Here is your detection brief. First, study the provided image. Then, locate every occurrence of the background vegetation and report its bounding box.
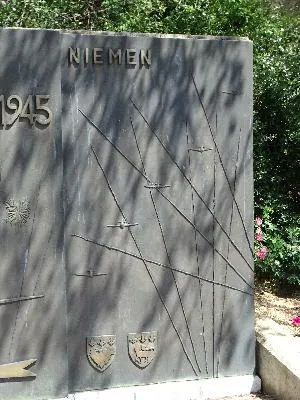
[0,0,299,287]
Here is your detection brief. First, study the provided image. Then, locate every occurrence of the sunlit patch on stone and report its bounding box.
[4,198,31,226]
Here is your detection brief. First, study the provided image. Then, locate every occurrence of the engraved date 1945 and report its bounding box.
[0,94,52,128]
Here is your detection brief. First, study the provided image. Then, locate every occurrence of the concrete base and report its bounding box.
[256,318,300,400]
[57,375,261,400]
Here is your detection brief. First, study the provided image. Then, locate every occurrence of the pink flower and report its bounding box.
[261,246,268,254]
[256,246,268,261]
[256,227,262,235]
[255,233,263,241]
[291,316,300,326]
[255,217,263,226]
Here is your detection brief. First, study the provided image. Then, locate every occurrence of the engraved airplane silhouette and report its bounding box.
[144,183,171,189]
[188,145,213,153]
[73,269,108,278]
[106,218,138,229]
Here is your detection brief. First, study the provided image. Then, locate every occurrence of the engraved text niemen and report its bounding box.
[68,47,151,67]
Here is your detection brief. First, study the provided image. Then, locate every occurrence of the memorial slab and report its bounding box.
[0,28,255,399]
[0,28,67,399]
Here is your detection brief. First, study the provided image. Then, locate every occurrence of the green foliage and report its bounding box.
[0,0,298,286]
[0,0,276,34]
[253,6,300,286]
[255,202,300,286]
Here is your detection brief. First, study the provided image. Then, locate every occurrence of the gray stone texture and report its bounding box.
[0,29,67,399]
[256,318,300,400]
[0,28,254,399]
[62,32,254,391]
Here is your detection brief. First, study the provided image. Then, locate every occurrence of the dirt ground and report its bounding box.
[255,282,300,332]
[216,395,276,400]
[216,282,300,400]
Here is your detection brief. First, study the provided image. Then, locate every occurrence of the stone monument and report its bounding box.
[0,28,256,400]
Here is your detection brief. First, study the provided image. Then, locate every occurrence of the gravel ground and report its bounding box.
[215,394,276,400]
[255,283,300,329]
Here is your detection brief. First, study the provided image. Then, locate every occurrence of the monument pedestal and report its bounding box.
[57,375,261,400]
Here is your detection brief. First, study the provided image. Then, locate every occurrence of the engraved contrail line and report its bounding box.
[186,122,208,375]
[79,111,253,288]
[130,99,253,272]
[8,171,45,361]
[150,191,202,374]
[79,109,148,180]
[0,295,44,305]
[90,146,199,376]
[71,234,253,296]
[216,128,242,375]
[191,74,253,258]
[26,227,53,317]
[130,117,149,180]
[73,273,108,278]
[156,189,253,290]
[212,140,216,377]
[130,117,202,373]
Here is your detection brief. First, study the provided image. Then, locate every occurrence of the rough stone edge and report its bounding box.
[256,318,300,400]
[1,27,250,41]
[256,342,300,400]
[55,375,260,400]
[256,318,300,374]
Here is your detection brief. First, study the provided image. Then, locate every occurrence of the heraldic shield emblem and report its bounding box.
[128,331,157,369]
[86,335,116,372]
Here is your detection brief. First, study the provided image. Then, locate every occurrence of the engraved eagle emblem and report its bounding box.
[86,335,116,372]
[128,331,157,369]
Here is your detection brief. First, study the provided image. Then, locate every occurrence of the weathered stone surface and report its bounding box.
[0,28,254,399]
[62,32,254,391]
[0,29,67,399]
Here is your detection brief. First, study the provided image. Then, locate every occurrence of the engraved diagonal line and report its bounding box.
[15,169,54,338]
[71,234,254,296]
[186,124,208,375]
[8,173,45,361]
[90,146,199,376]
[217,128,242,375]
[130,117,202,373]
[150,191,202,374]
[0,295,44,305]
[212,142,217,377]
[79,109,148,180]
[81,111,252,289]
[156,189,254,290]
[130,99,253,272]
[25,227,53,321]
[130,117,149,180]
[191,74,253,258]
